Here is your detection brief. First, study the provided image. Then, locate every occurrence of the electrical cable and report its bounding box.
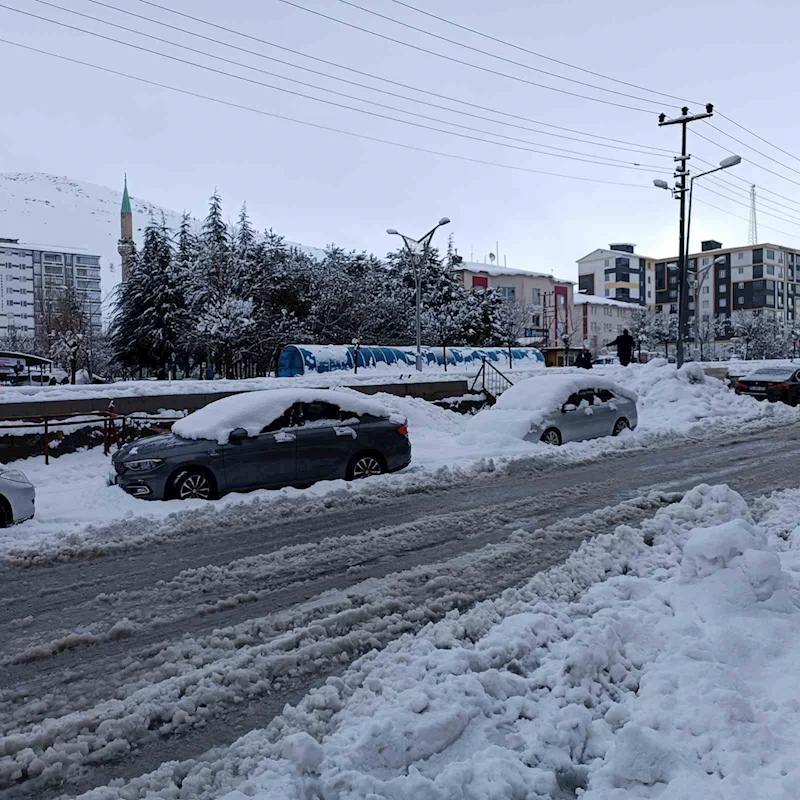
[0,2,669,172]
[0,36,658,188]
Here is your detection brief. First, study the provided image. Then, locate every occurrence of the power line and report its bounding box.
[701,173,800,218]
[33,0,674,162]
[332,0,665,107]
[718,111,800,167]
[275,0,658,113]
[693,129,800,190]
[0,2,668,172]
[125,0,672,154]
[705,121,800,178]
[698,184,800,230]
[0,37,656,188]
[384,0,701,105]
[693,197,800,244]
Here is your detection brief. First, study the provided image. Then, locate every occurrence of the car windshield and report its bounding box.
[746,368,794,380]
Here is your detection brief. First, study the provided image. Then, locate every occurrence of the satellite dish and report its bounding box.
[489,252,496,263]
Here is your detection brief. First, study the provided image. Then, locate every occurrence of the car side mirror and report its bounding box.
[562,403,577,413]
[229,427,248,443]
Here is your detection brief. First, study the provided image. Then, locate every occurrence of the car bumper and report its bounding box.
[386,444,412,473]
[114,470,171,500]
[8,482,35,524]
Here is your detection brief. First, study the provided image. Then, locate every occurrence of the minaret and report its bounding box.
[118,174,135,282]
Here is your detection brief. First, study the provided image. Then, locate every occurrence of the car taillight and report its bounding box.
[770,383,790,391]
[735,382,748,390]
[397,424,409,438]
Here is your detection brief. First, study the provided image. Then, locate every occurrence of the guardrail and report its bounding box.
[0,410,183,465]
[470,359,515,400]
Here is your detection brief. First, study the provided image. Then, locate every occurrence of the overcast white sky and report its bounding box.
[2,0,800,281]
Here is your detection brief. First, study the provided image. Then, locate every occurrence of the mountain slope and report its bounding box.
[0,173,325,309]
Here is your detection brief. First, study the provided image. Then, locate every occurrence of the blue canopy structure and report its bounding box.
[278,344,544,377]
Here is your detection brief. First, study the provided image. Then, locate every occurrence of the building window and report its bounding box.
[720,284,727,293]
[670,304,678,314]
[767,265,775,275]
[738,296,745,304]
[719,269,727,278]
[647,274,652,284]
[738,252,744,260]
[719,298,727,307]
[767,249,776,260]
[702,286,710,294]
[471,276,488,290]
[604,259,609,266]
[605,289,610,296]
[702,257,710,266]
[702,300,710,309]
[738,267,744,274]
[497,286,516,299]
[531,287,541,305]
[647,290,652,299]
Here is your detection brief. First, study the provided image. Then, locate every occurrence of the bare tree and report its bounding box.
[42,287,88,384]
[492,298,532,368]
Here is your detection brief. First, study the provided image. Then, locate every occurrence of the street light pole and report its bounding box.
[387,218,451,372]
[657,105,715,367]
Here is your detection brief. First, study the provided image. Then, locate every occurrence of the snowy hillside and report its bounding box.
[0,172,325,303]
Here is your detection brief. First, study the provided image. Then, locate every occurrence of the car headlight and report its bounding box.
[124,458,164,472]
[0,468,31,484]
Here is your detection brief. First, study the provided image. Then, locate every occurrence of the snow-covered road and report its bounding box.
[1,420,799,798]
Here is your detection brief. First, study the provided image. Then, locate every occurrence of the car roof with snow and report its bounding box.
[171,388,395,445]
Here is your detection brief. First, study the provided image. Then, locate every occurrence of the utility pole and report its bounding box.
[658,104,714,368]
[748,185,758,245]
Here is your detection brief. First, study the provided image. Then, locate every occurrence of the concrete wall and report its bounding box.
[0,380,471,421]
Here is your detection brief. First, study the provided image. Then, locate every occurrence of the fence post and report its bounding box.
[44,417,49,466]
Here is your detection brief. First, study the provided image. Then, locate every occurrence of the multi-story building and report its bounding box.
[577,243,657,305]
[452,261,575,364]
[0,238,36,338]
[0,238,102,338]
[575,294,641,354]
[653,240,800,331]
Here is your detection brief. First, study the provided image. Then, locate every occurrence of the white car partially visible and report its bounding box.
[0,467,35,526]
[467,374,638,446]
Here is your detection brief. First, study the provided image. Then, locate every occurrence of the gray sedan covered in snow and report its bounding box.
[112,389,411,500]
[468,374,638,446]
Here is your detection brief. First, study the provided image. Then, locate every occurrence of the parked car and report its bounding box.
[111,389,412,500]
[0,467,35,526]
[734,366,800,405]
[592,355,619,366]
[467,374,638,446]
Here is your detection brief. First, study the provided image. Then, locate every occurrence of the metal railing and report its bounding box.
[0,410,183,465]
[470,358,515,399]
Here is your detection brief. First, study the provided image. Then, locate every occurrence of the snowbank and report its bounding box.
[171,388,395,444]
[196,484,800,800]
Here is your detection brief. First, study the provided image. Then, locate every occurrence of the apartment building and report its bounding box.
[452,261,575,364]
[0,238,102,338]
[577,243,657,305]
[653,240,800,328]
[575,294,641,354]
[0,239,36,338]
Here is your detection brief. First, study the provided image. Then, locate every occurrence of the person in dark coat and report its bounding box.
[575,349,593,369]
[609,329,635,367]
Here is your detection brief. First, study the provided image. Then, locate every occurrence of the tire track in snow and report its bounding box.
[0,492,676,793]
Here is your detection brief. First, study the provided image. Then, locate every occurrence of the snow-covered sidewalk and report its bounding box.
[3,360,800,560]
[129,483,796,800]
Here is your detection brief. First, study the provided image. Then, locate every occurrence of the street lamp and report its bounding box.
[653,155,741,364]
[387,217,451,372]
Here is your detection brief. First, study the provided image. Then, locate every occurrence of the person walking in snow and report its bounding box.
[608,329,635,367]
[575,348,593,369]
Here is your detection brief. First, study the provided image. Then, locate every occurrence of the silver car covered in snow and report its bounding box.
[469,374,638,446]
[0,467,35,526]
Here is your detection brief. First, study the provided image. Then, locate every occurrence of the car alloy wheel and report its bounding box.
[613,419,630,436]
[352,456,383,479]
[541,429,561,446]
[177,472,212,500]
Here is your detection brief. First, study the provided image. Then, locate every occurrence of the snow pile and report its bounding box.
[171,388,395,444]
[464,374,636,440]
[201,485,799,800]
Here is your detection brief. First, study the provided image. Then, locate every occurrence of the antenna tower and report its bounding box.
[748,185,758,245]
